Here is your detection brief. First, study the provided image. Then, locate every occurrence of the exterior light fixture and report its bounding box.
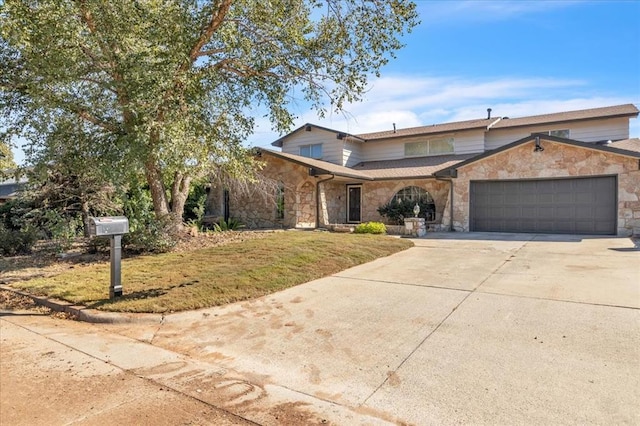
[534,136,544,152]
[413,203,420,217]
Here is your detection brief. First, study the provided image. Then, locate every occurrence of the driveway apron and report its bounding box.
[112,233,640,425]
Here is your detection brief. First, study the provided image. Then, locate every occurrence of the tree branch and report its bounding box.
[75,109,120,133]
[194,48,227,58]
[189,0,233,63]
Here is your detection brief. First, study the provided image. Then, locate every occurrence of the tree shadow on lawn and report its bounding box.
[0,242,155,282]
[85,280,200,310]
[0,251,111,284]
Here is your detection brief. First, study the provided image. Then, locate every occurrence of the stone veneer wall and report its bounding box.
[229,156,317,229]
[320,179,450,226]
[451,139,640,235]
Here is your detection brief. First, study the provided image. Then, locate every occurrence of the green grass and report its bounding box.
[12,232,413,313]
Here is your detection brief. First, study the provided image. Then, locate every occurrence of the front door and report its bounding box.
[347,185,362,223]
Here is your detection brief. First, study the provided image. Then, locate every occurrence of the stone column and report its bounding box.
[404,217,426,237]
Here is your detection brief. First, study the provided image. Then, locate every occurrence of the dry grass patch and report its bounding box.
[11,231,413,313]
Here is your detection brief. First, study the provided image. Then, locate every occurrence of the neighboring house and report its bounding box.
[0,174,27,205]
[211,104,640,236]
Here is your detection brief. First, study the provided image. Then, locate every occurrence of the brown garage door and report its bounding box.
[469,176,617,235]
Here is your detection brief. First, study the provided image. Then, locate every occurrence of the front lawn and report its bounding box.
[10,231,413,313]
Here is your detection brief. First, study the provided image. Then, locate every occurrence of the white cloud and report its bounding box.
[247,74,639,147]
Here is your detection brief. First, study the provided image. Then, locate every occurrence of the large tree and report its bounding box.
[0,0,418,229]
[0,142,15,173]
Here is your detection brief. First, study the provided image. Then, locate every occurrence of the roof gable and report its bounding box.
[271,123,363,148]
[434,134,640,177]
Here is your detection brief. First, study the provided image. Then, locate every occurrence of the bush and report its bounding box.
[183,183,208,227]
[123,219,177,254]
[377,198,435,225]
[354,221,387,234]
[0,223,38,256]
[213,217,245,232]
[40,210,83,252]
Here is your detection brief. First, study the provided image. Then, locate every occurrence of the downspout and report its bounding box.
[315,175,335,228]
[436,176,454,231]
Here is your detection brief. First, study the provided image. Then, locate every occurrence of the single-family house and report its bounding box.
[0,174,27,205]
[209,104,640,236]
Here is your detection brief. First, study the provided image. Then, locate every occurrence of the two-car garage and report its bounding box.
[436,134,640,236]
[469,176,617,235]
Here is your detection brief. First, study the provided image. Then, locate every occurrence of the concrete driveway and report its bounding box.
[117,233,640,424]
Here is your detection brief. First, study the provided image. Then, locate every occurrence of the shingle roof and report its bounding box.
[269,104,638,146]
[491,104,639,129]
[0,183,21,198]
[351,154,477,179]
[259,149,373,180]
[260,148,476,180]
[356,118,497,141]
[607,138,640,153]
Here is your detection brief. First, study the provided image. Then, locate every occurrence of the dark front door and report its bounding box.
[347,185,362,223]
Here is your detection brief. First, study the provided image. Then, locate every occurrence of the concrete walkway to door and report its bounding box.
[108,233,640,425]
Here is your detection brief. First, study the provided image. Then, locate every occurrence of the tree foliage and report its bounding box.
[0,142,16,173]
[0,0,418,229]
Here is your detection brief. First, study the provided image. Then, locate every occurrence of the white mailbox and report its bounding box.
[88,216,129,237]
[88,216,129,298]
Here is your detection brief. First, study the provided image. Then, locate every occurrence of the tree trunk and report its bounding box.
[81,200,91,237]
[144,158,171,220]
[170,171,191,231]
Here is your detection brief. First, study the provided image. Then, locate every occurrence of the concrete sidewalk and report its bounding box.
[105,233,640,425]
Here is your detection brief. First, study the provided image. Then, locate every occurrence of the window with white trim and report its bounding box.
[300,143,323,159]
[404,138,454,157]
[533,129,570,138]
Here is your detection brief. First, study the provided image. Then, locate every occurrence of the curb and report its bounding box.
[0,285,163,324]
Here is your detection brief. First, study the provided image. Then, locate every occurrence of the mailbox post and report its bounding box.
[88,216,129,298]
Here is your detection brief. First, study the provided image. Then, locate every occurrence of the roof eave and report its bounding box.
[361,124,490,142]
[258,148,373,181]
[494,111,640,131]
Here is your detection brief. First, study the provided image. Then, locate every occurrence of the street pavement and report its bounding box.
[2,233,639,425]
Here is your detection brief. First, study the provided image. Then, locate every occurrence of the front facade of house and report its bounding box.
[212,104,640,236]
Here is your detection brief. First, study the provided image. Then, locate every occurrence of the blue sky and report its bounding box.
[10,0,640,162]
[248,0,640,147]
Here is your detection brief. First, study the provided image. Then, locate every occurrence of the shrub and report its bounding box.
[0,223,38,256]
[377,198,435,225]
[123,218,177,254]
[183,183,208,231]
[354,221,387,234]
[40,210,83,252]
[213,217,245,232]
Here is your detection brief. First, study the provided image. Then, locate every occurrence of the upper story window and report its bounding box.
[534,129,570,138]
[300,143,323,159]
[404,137,454,157]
